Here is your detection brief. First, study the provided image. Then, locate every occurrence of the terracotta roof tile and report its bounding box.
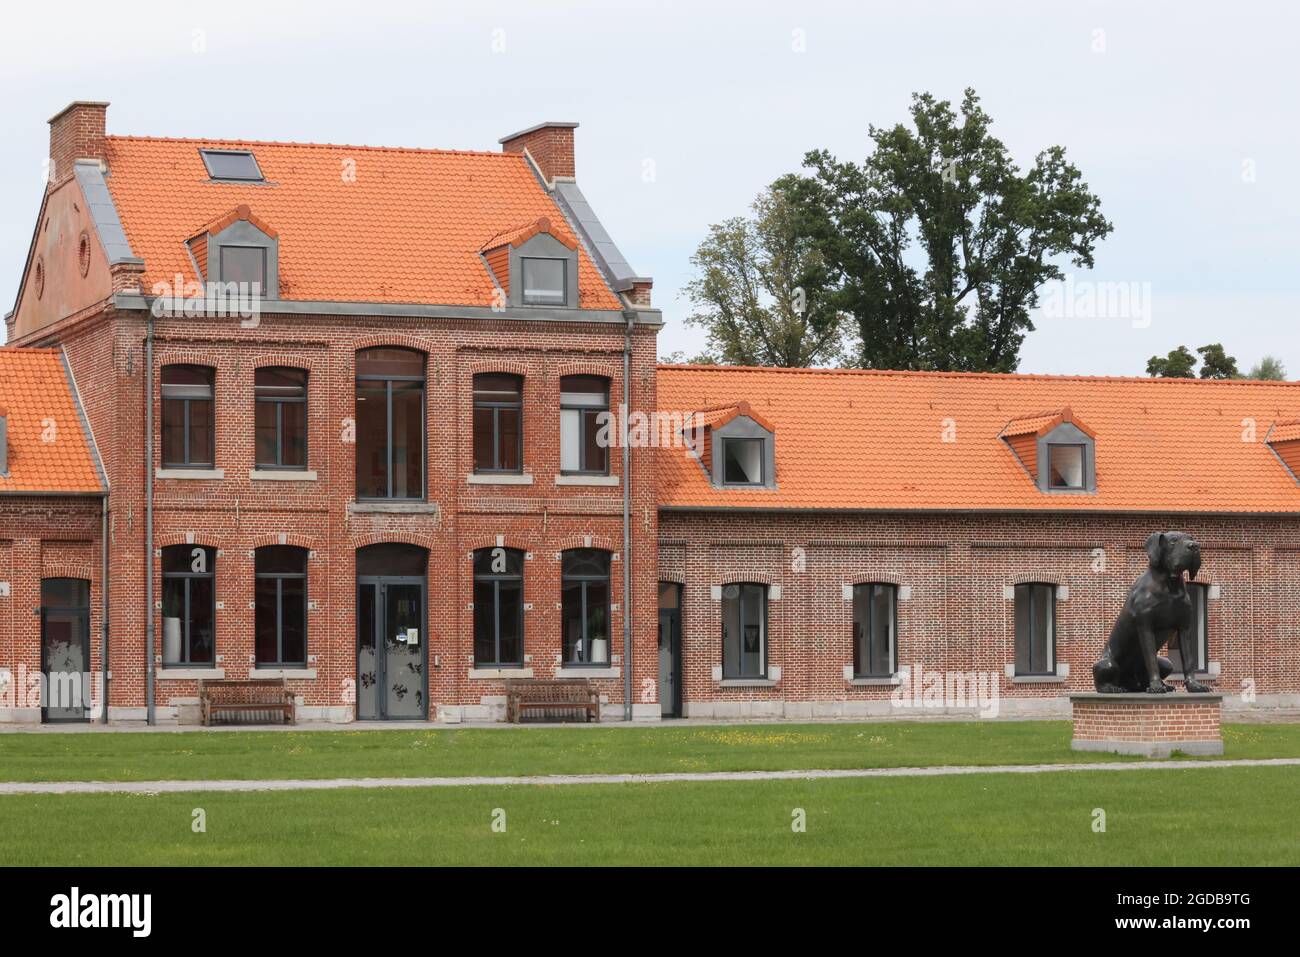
[101,136,621,310]
[0,349,103,495]
[657,365,1300,513]
[1269,420,1300,444]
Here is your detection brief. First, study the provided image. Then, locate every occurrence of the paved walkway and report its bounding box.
[4,757,1298,795]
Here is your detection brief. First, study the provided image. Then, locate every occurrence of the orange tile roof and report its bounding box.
[100,136,621,310]
[0,349,104,494]
[1269,420,1300,444]
[480,216,575,253]
[656,365,1300,513]
[999,407,1095,439]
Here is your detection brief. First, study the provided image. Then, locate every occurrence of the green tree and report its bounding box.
[1248,355,1287,380]
[1146,346,1197,378]
[1196,343,1239,379]
[684,186,845,367]
[775,88,1113,372]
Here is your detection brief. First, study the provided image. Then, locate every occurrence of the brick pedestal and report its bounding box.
[1070,693,1223,757]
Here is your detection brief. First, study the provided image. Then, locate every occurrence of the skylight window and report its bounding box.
[200,149,264,181]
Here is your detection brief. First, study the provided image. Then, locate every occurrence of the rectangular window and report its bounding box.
[219,246,267,293]
[161,545,215,665]
[1048,444,1085,489]
[560,375,609,474]
[721,583,767,679]
[852,583,896,678]
[355,349,425,499]
[473,548,524,666]
[254,546,308,667]
[722,437,764,485]
[1169,582,1210,675]
[199,149,264,181]
[521,258,566,306]
[473,374,523,473]
[161,366,215,468]
[1014,583,1056,676]
[561,550,611,664]
[255,368,307,469]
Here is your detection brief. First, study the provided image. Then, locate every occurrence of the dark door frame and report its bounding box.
[658,582,683,719]
[41,603,91,724]
[356,574,428,721]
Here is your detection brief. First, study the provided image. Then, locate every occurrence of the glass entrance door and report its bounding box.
[357,578,427,720]
[41,578,91,723]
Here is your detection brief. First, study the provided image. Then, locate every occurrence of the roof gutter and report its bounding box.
[622,309,634,722]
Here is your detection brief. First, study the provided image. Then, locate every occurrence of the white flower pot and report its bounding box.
[589,638,608,664]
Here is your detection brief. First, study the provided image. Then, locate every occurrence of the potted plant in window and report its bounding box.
[588,604,609,664]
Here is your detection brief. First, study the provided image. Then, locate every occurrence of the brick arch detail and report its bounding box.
[251,354,323,375]
[465,358,532,379]
[249,532,319,552]
[352,334,433,355]
[555,360,620,381]
[41,562,95,583]
[844,575,905,588]
[155,532,221,550]
[350,531,438,552]
[156,349,224,371]
[464,536,531,555]
[1009,574,1065,587]
[553,534,620,555]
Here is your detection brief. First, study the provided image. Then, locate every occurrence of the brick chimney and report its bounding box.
[500,121,578,184]
[48,101,109,188]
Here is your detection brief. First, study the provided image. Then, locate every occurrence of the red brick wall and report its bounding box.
[1072,698,1221,742]
[500,125,576,182]
[39,304,659,720]
[659,510,1300,712]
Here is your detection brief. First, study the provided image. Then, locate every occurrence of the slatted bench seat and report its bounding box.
[505,678,601,723]
[199,678,296,726]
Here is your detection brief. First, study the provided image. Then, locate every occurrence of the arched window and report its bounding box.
[561,549,611,664]
[1013,583,1056,677]
[851,583,896,678]
[255,546,308,666]
[560,375,609,475]
[161,365,215,467]
[161,545,216,665]
[255,367,307,469]
[721,582,767,679]
[473,373,523,473]
[356,348,424,499]
[473,547,524,666]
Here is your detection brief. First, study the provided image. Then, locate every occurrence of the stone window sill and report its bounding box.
[350,501,440,514]
[156,468,224,480]
[469,667,533,679]
[848,675,902,686]
[554,666,620,678]
[718,678,777,688]
[250,469,318,481]
[467,473,534,486]
[252,667,316,679]
[158,667,225,680]
[1010,674,1068,684]
[554,474,618,487]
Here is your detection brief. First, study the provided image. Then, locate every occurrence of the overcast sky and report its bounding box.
[3,0,1297,376]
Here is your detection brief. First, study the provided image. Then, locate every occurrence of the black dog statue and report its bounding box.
[1092,531,1212,694]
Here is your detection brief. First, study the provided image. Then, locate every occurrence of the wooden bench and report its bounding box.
[199,678,296,726]
[505,678,601,724]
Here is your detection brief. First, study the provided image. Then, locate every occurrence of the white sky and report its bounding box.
[3,0,1297,376]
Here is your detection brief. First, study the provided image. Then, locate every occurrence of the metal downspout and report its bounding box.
[101,495,109,723]
[145,316,155,725]
[622,310,634,721]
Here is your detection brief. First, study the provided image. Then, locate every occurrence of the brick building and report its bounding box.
[3,102,1299,724]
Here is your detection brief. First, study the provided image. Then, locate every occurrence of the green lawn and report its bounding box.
[1,720,1297,783]
[2,765,1296,865]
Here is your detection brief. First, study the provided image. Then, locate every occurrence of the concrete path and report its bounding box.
[3,757,1298,796]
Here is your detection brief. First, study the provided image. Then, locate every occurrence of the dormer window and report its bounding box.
[722,437,764,485]
[1047,443,1085,489]
[1000,408,1096,494]
[702,402,776,489]
[200,149,264,181]
[521,258,567,306]
[191,205,279,300]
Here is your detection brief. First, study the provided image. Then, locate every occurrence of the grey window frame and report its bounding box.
[559,375,609,476]
[473,548,525,667]
[473,374,524,474]
[355,349,426,501]
[255,367,308,470]
[561,549,612,666]
[1047,443,1087,490]
[1170,582,1210,675]
[520,257,568,306]
[161,365,215,468]
[199,149,264,182]
[161,545,216,665]
[721,436,765,486]
[852,582,897,679]
[254,547,308,667]
[1014,582,1057,676]
[721,582,768,679]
